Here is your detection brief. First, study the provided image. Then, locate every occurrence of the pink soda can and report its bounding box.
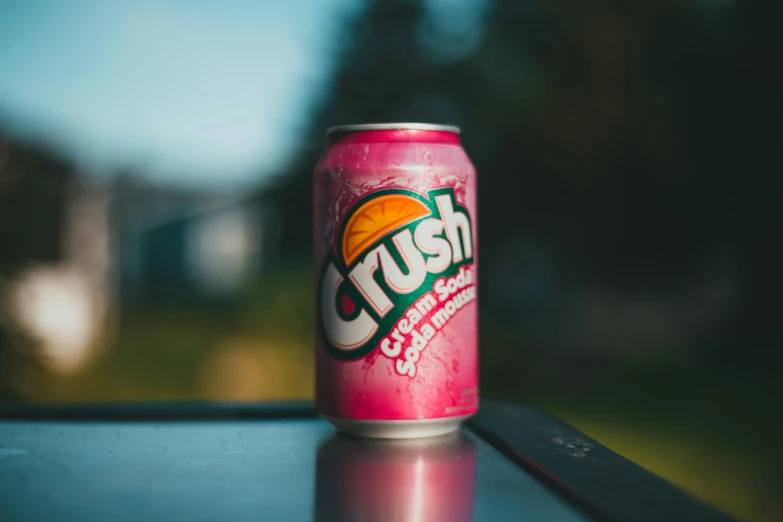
[314,123,479,438]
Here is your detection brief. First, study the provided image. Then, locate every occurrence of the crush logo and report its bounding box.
[319,187,476,377]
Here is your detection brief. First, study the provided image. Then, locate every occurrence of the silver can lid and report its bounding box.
[327,123,460,135]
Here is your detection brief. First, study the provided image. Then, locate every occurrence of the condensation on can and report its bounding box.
[314,123,478,437]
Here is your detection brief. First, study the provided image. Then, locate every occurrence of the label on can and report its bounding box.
[315,135,478,420]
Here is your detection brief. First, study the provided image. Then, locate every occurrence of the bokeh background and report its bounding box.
[1,1,781,520]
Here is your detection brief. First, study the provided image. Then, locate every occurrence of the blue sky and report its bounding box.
[0,0,357,187]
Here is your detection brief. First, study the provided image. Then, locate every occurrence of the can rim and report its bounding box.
[327,123,461,135]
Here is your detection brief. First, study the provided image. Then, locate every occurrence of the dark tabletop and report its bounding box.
[0,401,733,522]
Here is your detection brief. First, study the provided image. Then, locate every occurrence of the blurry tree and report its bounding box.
[266,0,486,262]
[268,0,781,364]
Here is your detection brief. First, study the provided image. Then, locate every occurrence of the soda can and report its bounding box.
[315,432,477,522]
[314,123,478,438]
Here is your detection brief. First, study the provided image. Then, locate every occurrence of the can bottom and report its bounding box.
[323,414,473,439]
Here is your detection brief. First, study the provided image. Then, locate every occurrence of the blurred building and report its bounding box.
[116,183,279,305]
[1,131,286,375]
[0,135,113,374]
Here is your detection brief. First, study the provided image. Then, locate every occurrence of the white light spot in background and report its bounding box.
[187,206,260,296]
[10,267,97,374]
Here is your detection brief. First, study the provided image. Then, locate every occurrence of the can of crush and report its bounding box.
[314,123,478,438]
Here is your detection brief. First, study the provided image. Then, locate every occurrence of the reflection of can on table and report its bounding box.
[314,123,479,438]
[315,432,477,522]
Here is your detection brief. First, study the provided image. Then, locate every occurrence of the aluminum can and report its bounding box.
[315,123,478,438]
[315,433,477,522]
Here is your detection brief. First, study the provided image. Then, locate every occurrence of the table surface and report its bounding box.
[0,402,734,522]
[0,417,584,522]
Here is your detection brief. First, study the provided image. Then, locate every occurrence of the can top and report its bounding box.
[327,123,460,136]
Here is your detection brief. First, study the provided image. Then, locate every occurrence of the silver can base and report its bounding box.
[323,414,473,439]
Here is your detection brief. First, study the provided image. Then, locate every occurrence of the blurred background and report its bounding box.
[0,0,781,520]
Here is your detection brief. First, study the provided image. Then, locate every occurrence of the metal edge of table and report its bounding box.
[0,400,735,522]
[468,401,736,522]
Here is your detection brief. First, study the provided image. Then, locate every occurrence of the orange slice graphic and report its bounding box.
[342,194,430,265]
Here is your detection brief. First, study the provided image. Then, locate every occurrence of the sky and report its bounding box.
[0,0,357,187]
